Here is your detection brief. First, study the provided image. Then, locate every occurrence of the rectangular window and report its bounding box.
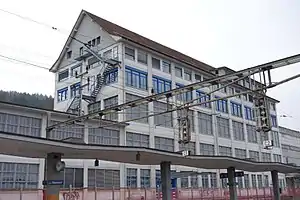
[210,173,217,188]
[137,50,148,64]
[126,132,149,147]
[191,176,198,188]
[155,136,174,151]
[184,69,192,81]
[126,93,148,123]
[176,83,192,102]
[57,87,68,102]
[249,150,260,161]
[215,97,228,113]
[196,91,211,108]
[127,168,137,188]
[79,47,83,56]
[152,76,171,94]
[244,174,250,188]
[262,152,271,162]
[179,142,196,155]
[140,169,150,188]
[58,69,69,81]
[247,124,258,143]
[202,174,209,188]
[88,169,120,188]
[50,121,84,140]
[104,96,118,121]
[125,46,135,60]
[88,128,119,145]
[113,46,118,59]
[71,64,82,77]
[195,74,202,81]
[67,50,72,59]
[88,100,100,114]
[103,49,112,59]
[92,39,96,46]
[271,115,278,127]
[62,168,83,188]
[104,68,118,85]
[175,66,183,78]
[217,117,230,138]
[177,109,194,132]
[70,82,81,98]
[126,66,147,90]
[270,102,276,111]
[181,177,189,188]
[251,174,257,188]
[244,106,255,121]
[236,176,243,188]
[198,112,213,135]
[219,146,232,156]
[162,60,171,73]
[152,57,160,70]
[260,132,269,144]
[153,101,172,127]
[235,148,247,159]
[273,154,282,163]
[230,102,242,117]
[264,175,269,187]
[96,36,101,45]
[200,143,215,155]
[232,121,245,141]
[271,131,280,147]
[248,95,253,102]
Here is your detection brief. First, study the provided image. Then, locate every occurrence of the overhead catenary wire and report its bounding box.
[0,54,50,70]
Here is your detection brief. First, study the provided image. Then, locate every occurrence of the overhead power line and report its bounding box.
[0,54,50,70]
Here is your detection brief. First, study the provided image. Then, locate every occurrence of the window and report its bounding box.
[181,177,188,188]
[235,148,246,159]
[249,150,259,162]
[215,97,228,113]
[271,115,278,127]
[153,101,172,127]
[126,93,148,123]
[88,56,100,68]
[211,173,217,188]
[175,66,183,78]
[70,82,81,98]
[152,57,160,70]
[244,106,254,121]
[270,102,276,111]
[104,68,118,85]
[125,46,135,60]
[103,49,112,59]
[232,121,244,141]
[200,143,215,155]
[236,176,243,188]
[88,100,101,114]
[248,95,253,102]
[96,36,101,45]
[104,96,118,121]
[137,50,148,64]
[126,132,149,147]
[176,83,192,102]
[198,112,213,135]
[177,109,194,132]
[79,47,84,55]
[57,87,68,102]
[152,76,171,94]
[162,60,171,73]
[271,131,280,147]
[71,64,82,77]
[273,154,282,163]
[230,102,242,117]
[244,174,250,188]
[219,146,232,156]
[260,132,269,144]
[247,125,258,143]
[221,178,228,188]
[62,168,83,188]
[155,136,174,151]
[264,175,269,187]
[127,168,137,188]
[67,50,72,59]
[195,74,201,81]
[0,162,39,189]
[251,175,257,188]
[179,142,196,155]
[88,128,119,145]
[262,153,271,162]
[202,174,209,188]
[113,46,118,59]
[196,91,211,108]
[191,176,198,188]
[88,169,120,188]
[217,117,230,138]
[50,121,84,140]
[126,67,147,90]
[92,39,96,46]
[58,69,69,81]
[140,169,150,188]
[184,69,192,81]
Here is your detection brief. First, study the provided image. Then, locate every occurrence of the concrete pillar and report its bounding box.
[160,162,171,200]
[227,167,237,200]
[271,171,280,200]
[45,153,64,200]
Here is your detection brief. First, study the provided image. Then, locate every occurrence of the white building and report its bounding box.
[0,10,287,190]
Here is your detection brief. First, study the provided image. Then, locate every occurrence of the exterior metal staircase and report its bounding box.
[67,95,81,114]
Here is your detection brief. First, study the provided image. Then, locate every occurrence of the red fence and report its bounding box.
[0,187,300,200]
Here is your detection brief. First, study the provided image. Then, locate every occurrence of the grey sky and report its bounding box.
[0,0,299,129]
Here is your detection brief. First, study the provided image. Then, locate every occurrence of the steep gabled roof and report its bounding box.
[50,10,215,73]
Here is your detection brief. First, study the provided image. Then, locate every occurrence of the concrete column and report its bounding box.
[227,167,237,200]
[45,153,64,200]
[271,171,280,200]
[160,162,171,200]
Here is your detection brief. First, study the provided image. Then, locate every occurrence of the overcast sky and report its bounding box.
[0,0,299,130]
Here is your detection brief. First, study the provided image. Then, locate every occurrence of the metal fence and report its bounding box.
[0,187,300,200]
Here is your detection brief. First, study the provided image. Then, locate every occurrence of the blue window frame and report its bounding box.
[271,115,278,127]
[244,106,254,121]
[104,68,118,85]
[57,87,68,102]
[176,83,192,102]
[70,82,81,98]
[152,76,171,94]
[125,66,147,90]
[196,90,211,108]
[230,101,242,117]
[215,96,228,113]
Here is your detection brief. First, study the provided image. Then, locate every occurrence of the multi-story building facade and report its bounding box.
[0,10,288,190]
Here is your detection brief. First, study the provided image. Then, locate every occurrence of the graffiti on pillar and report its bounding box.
[62,191,80,200]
